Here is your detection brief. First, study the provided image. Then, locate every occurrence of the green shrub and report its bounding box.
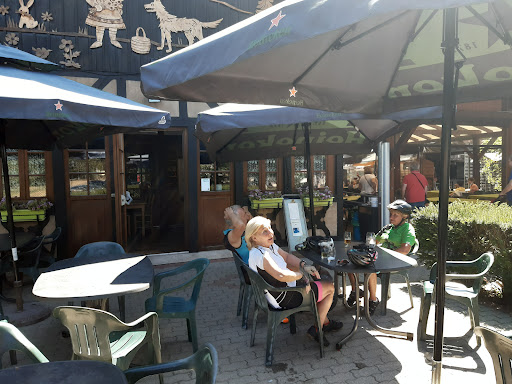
[412,200,512,302]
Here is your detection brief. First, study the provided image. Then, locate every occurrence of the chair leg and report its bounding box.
[250,307,259,347]
[242,286,252,329]
[470,299,481,346]
[289,313,296,334]
[9,350,17,365]
[402,272,414,308]
[117,296,126,322]
[188,313,198,352]
[265,313,279,366]
[418,292,432,341]
[237,283,244,316]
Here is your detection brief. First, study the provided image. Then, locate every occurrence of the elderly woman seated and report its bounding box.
[245,216,342,347]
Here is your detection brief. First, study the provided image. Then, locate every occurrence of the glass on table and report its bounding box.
[366,232,376,248]
[344,231,352,247]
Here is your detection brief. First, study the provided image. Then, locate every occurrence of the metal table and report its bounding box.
[32,253,153,320]
[298,242,417,350]
[0,360,128,384]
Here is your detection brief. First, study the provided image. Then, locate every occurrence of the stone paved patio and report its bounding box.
[2,251,511,383]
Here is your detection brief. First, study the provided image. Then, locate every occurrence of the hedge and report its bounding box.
[411,200,512,302]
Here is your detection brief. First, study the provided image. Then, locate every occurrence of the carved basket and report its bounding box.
[131,27,151,55]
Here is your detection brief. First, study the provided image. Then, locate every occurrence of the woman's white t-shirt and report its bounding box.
[359,174,377,195]
[248,243,296,287]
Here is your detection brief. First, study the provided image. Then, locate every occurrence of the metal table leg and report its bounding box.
[336,274,361,350]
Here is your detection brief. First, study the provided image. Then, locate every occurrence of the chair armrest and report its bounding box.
[124,343,218,384]
[123,311,158,328]
[153,277,202,309]
[152,262,201,294]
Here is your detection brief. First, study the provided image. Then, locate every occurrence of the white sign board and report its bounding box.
[200,178,211,191]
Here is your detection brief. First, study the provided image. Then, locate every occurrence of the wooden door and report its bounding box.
[65,137,113,256]
[112,134,127,248]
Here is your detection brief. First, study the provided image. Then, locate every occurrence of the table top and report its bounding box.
[32,253,153,301]
[0,361,128,384]
[0,232,35,252]
[298,242,417,274]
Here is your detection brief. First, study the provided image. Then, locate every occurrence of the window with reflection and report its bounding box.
[68,139,107,196]
[200,145,230,191]
[2,150,48,199]
[293,155,327,190]
[246,159,279,191]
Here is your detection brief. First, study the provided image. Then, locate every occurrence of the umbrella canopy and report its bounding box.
[141,0,511,115]
[0,65,171,149]
[0,45,59,72]
[196,103,442,161]
[141,1,512,380]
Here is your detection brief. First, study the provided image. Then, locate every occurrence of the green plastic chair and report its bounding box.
[145,258,209,352]
[418,252,494,343]
[231,251,253,329]
[242,265,324,366]
[474,326,512,384]
[52,306,163,382]
[40,226,62,264]
[0,320,49,368]
[124,342,218,384]
[17,236,45,283]
[73,241,127,321]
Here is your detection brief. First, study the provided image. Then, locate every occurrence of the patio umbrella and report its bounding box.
[197,103,442,234]
[141,1,512,380]
[0,45,59,72]
[0,54,171,311]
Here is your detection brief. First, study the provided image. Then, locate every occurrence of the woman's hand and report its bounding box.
[303,265,320,279]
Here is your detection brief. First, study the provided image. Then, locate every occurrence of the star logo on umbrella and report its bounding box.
[54,101,63,111]
[289,86,298,97]
[269,10,286,30]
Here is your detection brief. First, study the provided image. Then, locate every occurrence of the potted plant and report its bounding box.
[0,197,53,222]
[299,186,334,207]
[249,189,283,209]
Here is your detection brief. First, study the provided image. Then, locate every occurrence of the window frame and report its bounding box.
[291,154,334,192]
[243,158,283,194]
[0,149,52,201]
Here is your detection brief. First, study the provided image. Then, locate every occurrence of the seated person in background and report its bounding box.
[223,205,252,264]
[449,182,466,197]
[468,177,479,194]
[246,216,343,346]
[346,200,417,315]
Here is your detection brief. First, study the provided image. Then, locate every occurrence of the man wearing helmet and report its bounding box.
[346,199,417,315]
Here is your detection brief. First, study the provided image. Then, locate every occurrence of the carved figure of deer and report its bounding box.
[18,0,38,29]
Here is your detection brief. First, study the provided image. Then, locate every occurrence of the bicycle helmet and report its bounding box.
[386,199,412,215]
[347,246,378,266]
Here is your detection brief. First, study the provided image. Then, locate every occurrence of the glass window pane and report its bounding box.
[89,174,106,195]
[200,163,214,172]
[29,176,46,197]
[313,155,326,171]
[218,172,230,186]
[314,172,327,188]
[88,152,106,172]
[295,156,306,171]
[28,153,46,175]
[266,159,277,172]
[7,153,19,175]
[217,162,230,171]
[69,152,87,173]
[248,174,259,189]
[266,173,277,190]
[294,173,307,189]
[70,174,88,196]
[248,160,259,173]
[9,176,20,198]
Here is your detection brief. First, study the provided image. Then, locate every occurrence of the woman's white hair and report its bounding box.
[245,216,271,249]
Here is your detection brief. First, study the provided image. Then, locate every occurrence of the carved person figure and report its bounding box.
[85,0,125,49]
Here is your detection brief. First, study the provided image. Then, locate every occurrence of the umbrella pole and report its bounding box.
[432,8,457,383]
[303,123,316,236]
[0,123,23,311]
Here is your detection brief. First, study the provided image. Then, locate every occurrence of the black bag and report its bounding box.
[295,236,332,252]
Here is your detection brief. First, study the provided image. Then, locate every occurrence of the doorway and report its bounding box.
[123,132,185,253]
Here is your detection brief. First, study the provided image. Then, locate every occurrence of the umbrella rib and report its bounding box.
[215,128,247,156]
[293,11,411,86]
[465,5,512,46]
[383,11,424,105]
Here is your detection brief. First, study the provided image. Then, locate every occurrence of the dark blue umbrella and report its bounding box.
[141,1,512,379]
[0,45,59,72]
[0,54,171,311]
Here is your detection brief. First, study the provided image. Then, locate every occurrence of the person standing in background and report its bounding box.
[498,154,512,206]
[402,162,428,209]
[359,166,377,196]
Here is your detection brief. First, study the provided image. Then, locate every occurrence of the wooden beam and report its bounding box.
[391,124,417,164]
